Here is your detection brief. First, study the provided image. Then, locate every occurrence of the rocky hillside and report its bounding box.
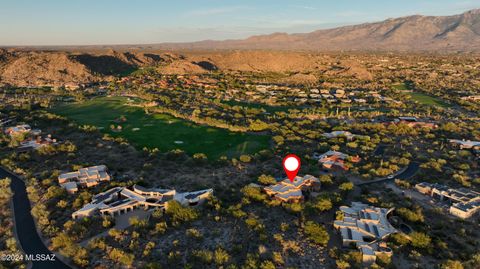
[0,50,166,87]
[1,9,478,87]
[156,9,480,52]
[0,50,94,87]
[0,49,374,87]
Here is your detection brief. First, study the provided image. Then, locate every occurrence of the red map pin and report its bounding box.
[283,154,301,182]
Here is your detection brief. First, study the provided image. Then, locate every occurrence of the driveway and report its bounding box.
[79,208,151,247]
[0,167,71,269]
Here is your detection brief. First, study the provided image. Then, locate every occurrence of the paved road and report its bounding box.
[356,161,420,186]
[0,167,71,269]
[395,162,420,180]
[373,144,386,156]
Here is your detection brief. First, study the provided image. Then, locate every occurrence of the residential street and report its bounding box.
[354,162,420,186]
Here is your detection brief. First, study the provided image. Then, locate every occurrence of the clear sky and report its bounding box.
[0,0,478,46]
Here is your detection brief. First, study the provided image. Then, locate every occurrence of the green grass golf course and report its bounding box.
[52,97,270,159]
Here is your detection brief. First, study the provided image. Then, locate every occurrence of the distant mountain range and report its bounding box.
[153,9,480,52]
[1,9,480,87]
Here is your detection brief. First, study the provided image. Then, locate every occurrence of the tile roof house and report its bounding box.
[314,150,361,171]
[334,202,396,265]
[264,175,320,203]
[415,182,480,219]
[58,165,111,194]
[72,185,213,219]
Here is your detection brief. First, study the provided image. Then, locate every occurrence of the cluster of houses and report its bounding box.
[415,182,480,219]
[334,202,396,265]
[301,88,367,104]
[225,83,405,106]
[117,74,217,94]
[262,175,321,203]
[3,124,58,152]
[255,175,402,264]
[72,184,213,219]
[313,150,361,171]
[58,165,111,194]
[56,164,214,220]
[3,121,213,225]
[115,76,407,112]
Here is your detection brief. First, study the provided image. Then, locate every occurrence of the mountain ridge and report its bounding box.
[1,9,480,88]
[150,8,480,52]
[2,9,479,52]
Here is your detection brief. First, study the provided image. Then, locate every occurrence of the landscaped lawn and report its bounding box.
[392,82,450,108]
[407,92,451,108]
[52,97,270,159]
[391,83,410,91]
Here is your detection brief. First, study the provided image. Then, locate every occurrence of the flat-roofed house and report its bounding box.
[388,117,438,129]
[414,182,431,195]
[18,135,57,152]
[450,200,480,219]
[72,185,213,219]
[174,188,214,206]
[322,131,356,140]
[58,165,111,194]
[264,175,320,203]
[334,202,396,265]
[414,182,480,219]
[449,139,480,150]
[62,182,78,194]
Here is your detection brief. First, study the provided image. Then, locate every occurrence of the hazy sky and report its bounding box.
[0,0,478,46]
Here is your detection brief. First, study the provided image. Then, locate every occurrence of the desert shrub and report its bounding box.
[242,186,267,202]
[239,154,252,163]
[257,174,276,185]
[214,247,230,265]
[166,200,199,226]
[397,207,424,223]
[314,197,333,212]
[304,221,329,247]
[409,232,431,249]
[108,248,134,267]
[339,182,354,192]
